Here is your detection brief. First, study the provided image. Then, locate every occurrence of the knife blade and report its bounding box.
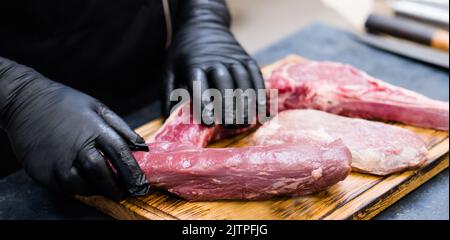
[388,0,449,27]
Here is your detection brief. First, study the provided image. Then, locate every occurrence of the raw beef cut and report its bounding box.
[253,110,428,176]
[266,59,449,131]
[140,104,352,201]
[134,140,352,201]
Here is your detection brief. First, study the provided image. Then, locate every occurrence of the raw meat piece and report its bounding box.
[266,60,449,131]
[253,110,428,176]
[134,140,352,201]
[146,104,351,200]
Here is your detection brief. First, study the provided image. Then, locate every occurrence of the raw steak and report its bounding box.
[134,140,352,201]
[253,110,428,176]
[266,60,449,131]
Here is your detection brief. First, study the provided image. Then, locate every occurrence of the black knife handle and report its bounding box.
[365,14,449,51]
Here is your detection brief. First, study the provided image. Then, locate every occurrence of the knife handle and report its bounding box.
[365,14,449,52]
[432,30,449,52]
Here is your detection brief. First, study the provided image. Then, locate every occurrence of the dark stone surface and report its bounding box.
[0,23,448,220]
[375,169,449,220]
[0,170,112,220]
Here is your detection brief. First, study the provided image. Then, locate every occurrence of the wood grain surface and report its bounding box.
[77,55,449,220]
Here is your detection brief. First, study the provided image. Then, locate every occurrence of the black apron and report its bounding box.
[0,0,179,115]
[0,0,179,177]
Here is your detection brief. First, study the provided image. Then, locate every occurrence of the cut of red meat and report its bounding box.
[253,110,428,176]
[266,61,449,131]
[134,140,352,201]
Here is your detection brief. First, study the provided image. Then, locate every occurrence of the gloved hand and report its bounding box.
[162,0,266,126]
[0,57,150,199]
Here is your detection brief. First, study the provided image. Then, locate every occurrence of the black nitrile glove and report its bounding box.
[0,57,150,199]
[162,0,266,126]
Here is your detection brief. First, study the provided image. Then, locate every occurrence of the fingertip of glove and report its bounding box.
[129,184,151,197]
[130,143,150,152]
[128,175,151,197]
[128,135,149,152]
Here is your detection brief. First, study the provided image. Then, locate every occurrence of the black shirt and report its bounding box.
[0,0,178,115]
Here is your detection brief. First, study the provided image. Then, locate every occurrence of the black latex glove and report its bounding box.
[0,57,150,199]
[162,0,266,126]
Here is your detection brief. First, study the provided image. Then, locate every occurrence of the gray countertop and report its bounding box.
[0,23,448,220]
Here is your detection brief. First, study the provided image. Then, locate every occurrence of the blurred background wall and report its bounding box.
[227,0,353,53]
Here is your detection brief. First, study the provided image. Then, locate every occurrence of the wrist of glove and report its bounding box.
[0,57,150,199]
[162,0,266,127]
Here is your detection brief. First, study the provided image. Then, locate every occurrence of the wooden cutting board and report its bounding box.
[77,55,449,220]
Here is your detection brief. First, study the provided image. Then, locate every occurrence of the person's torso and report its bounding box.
[0,0,178,115]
